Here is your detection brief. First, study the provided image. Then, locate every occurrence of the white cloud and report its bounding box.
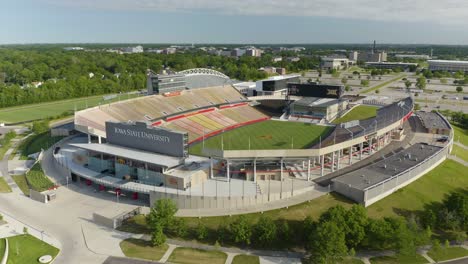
[43,0,468,25]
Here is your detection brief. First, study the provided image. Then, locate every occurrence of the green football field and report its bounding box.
[332,105,379,124]
[0,92,140,123]
[189,120,332,155]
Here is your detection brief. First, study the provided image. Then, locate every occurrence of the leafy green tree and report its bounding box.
[361,80,370,87]
[228,215,252,245]
[345,205,368,248]
[456,86,463,93]
[309,221,348,264]
[253,216,277,247]
[151,223,166,246]
[341,77,348,84]
[404,80,412,89]
[277,219,291,244]
[146,198,177,233]
[32,120,49,134]
[196,222,208,241]
[416,76,427,90]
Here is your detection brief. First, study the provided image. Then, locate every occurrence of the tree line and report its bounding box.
[0,48,320,109]
[144,189,467,264]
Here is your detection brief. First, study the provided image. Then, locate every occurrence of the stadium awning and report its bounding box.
[70,143,184,169]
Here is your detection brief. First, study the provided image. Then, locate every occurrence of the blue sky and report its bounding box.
[2,0,468,44]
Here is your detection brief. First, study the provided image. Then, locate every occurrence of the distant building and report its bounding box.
[321,57,351,70]
[63,47,84,51]
[428,60,468,72]
[286,57,300,62]
[365,62,417,70]
[231,48,246,57]
[259,67,287,75]
[123,45,144,54]
[272,57,283,62]
[348,51,359,61]
[357,51,387,63]
[395,54,430,60]
[233,82,256,96]
[246,48,262,57]
[163,47,177,54]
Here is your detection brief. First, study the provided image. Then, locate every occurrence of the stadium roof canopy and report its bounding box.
[178,68,236,89]
[71,143,183,168]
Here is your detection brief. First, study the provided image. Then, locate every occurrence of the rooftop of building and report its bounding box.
[417,111,451,131]
[292,97,342,107]
[428,59,468,64]
[332,143,443,191]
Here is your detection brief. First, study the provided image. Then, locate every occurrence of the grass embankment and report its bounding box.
[232,254,260,264]
[427,246,468,262]
[367,159,468,219]
[189,120,332,156]
[0,177,12,193]
[0,234,59,264]
[332,105,378,124]
[120,238,168,261]
[25,163,55,192]
[11,175,30,195]
[361,74,405,93]
[369,255,428,264]
[451,144,468,162]
[338,258,365,264]
[0,92,140,123]
[168,247,227,264]
[453,125,468,146]
[13,132,65,160]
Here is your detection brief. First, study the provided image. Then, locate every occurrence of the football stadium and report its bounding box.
[53,68,454,210]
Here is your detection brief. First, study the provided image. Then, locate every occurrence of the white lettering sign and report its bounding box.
[114,127,170,143]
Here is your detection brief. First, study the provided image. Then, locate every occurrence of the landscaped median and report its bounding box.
[11,163,55,196]
[0,177,12,193]
[232,254,259,264]
[361,74,405,94]
[369,254,428,264]
[120,238,168,261]
[168,247,227,264]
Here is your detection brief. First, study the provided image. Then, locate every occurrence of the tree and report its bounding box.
[253,216,277,247]
[416,76,427,90]
[196,222,208,241]
[146,199,178,233]
[456,86,463,93]
[404,80,412,89]
[361,80,370,87]
[341,77,348,84]
[345,205,368,248]
[228,215,252,245]
[277,219,291,244]
[32,120,49,134]
[151,223,166,246]
[345,85,351,92]
[309,221,348,264]
[375,89,380,94]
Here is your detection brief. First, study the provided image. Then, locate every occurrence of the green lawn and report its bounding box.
[232,254,259,264]
[451,144,468,162]
[427,246,468,262]
[0,92,140,123]
[25,163,55,192]
[0,140,13,160]
[189,120,332,155]
[168,247,227,264]
[0,234,59,264]
[11,175,30,195]
[14,132,65,160]
[333,105,378,124]
[453,125,468,146]
[120,238,168,261]
[369,254,428,264]
[0,177,12,193]
[367,159,468,219]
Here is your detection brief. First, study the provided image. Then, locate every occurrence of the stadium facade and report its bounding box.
[59,68,453,211]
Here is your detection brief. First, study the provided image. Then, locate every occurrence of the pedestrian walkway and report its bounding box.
[448,155,468,167]
[0,146,22,195]
[159,244,178,263]
[454,141,468,150]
